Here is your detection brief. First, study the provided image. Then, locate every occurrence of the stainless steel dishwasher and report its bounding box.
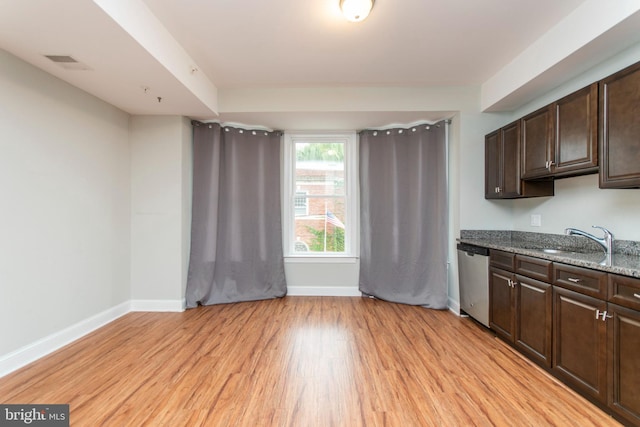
[457,243,490,327]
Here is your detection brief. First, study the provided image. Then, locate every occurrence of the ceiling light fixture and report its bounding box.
[340,0,374,22]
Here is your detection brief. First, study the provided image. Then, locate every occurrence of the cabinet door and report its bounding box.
[489,267,516,342]
[554,83,598,177]
[599,61,640,188]
[553,287,608,403]
[485,130,501,199]
[607,303,640,426]
[521,105,554,179]
[515,275,552,368]
[500,121,522,198]
[484,123,554,199]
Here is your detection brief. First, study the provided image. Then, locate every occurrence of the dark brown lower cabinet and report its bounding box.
[553,287,608,404]
[607,303,640,425]
[489,267,515,342]
[486,253,640,425]
[489,267,552,369]
[515,275,552,368]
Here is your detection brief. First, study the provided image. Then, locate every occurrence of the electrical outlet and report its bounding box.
[530,214,542,227]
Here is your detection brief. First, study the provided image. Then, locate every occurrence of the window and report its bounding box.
[283,132,357,257]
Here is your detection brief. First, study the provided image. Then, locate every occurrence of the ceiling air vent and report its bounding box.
[44,55,91,70]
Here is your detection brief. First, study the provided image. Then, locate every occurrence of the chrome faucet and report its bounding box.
[565,225,614,254]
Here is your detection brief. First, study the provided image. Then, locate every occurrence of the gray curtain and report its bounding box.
[359,123,448,308]
[186,122,287,307]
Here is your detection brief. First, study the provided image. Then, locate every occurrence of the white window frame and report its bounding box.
[283,131,358,258]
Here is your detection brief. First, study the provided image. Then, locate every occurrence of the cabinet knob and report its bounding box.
[567,277,581,283]
[634,293,640,299]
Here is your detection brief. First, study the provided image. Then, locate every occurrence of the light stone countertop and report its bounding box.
[458,230,640,278]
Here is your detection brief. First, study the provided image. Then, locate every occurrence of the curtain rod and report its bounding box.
[358,118,451,132]
[192,119,278,133]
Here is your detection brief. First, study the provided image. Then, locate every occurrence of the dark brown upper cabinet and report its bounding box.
[554,84,599,176]
[485,121,554,199]
[521,84,598,180]
[599,61,640,188]
[485,130,501,199]
[521,105,554,179]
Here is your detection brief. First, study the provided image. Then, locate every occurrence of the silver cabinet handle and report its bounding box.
[595,310,613,321]
[634,293,640,299]
[567,277,581,283]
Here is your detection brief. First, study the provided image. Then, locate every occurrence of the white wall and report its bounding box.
[482,42,640,241]
[218,84,521,304]
[130,115,192,309]
[260,87,484,298]
[451,42,640,308]
[180,120,193,297]
[0,50,131,357]
[511,174,640,240]
[5,35,638,366]
[285,259,361,296]
[456,111,514,230]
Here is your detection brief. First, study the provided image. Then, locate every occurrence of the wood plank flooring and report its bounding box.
[0,297,622,426]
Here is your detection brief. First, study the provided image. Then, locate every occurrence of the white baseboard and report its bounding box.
[0,301,130,378]
[448,297,460,315]
[287,286,362,297]
[130,299,186,312]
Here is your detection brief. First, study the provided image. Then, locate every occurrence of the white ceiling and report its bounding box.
[1,0,639,129]
[142,0,584,88]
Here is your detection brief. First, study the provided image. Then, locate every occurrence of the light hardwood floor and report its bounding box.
[0,297,622,426]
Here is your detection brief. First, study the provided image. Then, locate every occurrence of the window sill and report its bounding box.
[284,257,358,264]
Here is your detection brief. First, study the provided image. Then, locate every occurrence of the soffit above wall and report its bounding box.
[1,0,639,125]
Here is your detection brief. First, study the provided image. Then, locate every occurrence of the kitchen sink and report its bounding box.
[542,248,575,254]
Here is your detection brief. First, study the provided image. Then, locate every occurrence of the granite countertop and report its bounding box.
[458,230,640,278]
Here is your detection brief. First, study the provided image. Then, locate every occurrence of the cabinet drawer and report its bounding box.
[553,263,607,299]
[490,250,515,272]
[515,255,553,282]
[608,274,640,311]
